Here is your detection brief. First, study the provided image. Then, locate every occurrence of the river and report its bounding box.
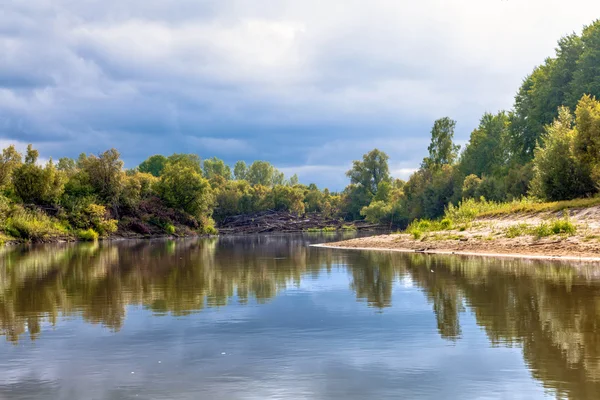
[0,233,599,399]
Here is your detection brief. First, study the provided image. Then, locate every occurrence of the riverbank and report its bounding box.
[0,209,382,246]
[321,205,600,262]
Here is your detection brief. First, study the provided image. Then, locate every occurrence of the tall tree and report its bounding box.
[346,149,391,196]
[531,107,594,200]
[138,155,168,177]
[233,161,248,180]
[459,112,510,177]
[203,157,232,180]
[0,145,22,189]
[422,118,460,169]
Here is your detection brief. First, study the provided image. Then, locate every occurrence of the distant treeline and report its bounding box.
[1,19,599,241]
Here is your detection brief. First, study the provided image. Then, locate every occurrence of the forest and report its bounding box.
[0,19,599,242]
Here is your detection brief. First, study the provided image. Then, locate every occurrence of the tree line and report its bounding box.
[349,19,600,225]
[1,19,599,239]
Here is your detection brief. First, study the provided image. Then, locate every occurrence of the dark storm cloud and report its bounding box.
[1,0,600,188]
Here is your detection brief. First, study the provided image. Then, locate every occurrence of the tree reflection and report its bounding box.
[2,238,600,398]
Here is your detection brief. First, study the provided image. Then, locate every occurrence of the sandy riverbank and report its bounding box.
[319,207,600,262]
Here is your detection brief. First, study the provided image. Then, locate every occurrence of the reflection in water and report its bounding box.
[1,235,600,399]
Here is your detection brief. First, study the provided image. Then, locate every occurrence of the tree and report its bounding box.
[422,118,460,169]
[0,145,22,189]
[234,161,248,180]
[459,112,510,177]
[138,155,168,177]
[246,161,284,186]
[531,107,595,200]
[288,174,299,186]
[569,20,600,106]
[12,145,64,204]
[167,153,202,174]
[155,162,214,218]
[79,149,124,206]
[346,149,391,196]
[573,95,600,179]
[203,157,232,180]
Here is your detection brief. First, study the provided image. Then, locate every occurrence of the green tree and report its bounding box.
[12,146,64,204]
[569,20,600,106]
[167,153,202,174]
[573,95,600,179]
[0,145,22,189]
[246,161,284,186]
[422,118,460,169]
[531,107,595,200]
[203,157,232,180]
[155,162,214,218]
[288,174,299,186]
[233,161,248,180]
[138,155,168,177]
[459,112,510,177]
[346,149,391,196]
[79,149,124,206]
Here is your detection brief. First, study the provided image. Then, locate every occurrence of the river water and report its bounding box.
[0,233,599,399]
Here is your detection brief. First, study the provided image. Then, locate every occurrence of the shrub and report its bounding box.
[440,218,453,230]
[5,207,67,240]
[165,224,176,235]
[505,223,532,238]
[77,228,99,241]
[550,219,576,235]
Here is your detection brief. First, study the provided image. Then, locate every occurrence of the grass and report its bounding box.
[77,228,99,241]
[306,226,337,232]
[503,218,577,238]
[445,197,600,223]
[4,207,69,241]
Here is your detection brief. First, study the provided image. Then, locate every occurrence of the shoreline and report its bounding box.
[312,243,600,263]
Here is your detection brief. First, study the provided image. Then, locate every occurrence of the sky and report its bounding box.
[2,1,600,190]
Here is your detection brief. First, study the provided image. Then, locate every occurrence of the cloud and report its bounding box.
[1,0,600,188]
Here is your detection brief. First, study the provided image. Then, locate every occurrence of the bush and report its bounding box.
[77,228,99,241]
[5,207,67,240]
[550,218,576,235]
[165,224,176,235]
[440,218,453,230]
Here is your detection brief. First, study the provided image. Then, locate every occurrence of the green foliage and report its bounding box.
[4,206,68,240]
[270,185,305,214]
[245,160,285,186]
[531,106,595,201]
[573,94,600,180]
[165,224,176,235]
[459,112,510,177]
[155,162,214,218]
[166,153,202,174]
[0,145,22,189]
[138,155,168,177]
[233,160,248,180]
[203,157,232,180]
[505,223,533,238]
[12,146,65,205]
[422,117,460,169]
[360,200,392,224]
[510,21,600,162]
[77,228,99,241]
[461,174,481,199]
[79,149,124,205]
[346,149,390,196]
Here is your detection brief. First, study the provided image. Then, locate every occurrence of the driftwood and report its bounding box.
[217,210,379,235]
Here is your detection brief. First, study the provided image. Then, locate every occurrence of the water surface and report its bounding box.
[1,233,599,399]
